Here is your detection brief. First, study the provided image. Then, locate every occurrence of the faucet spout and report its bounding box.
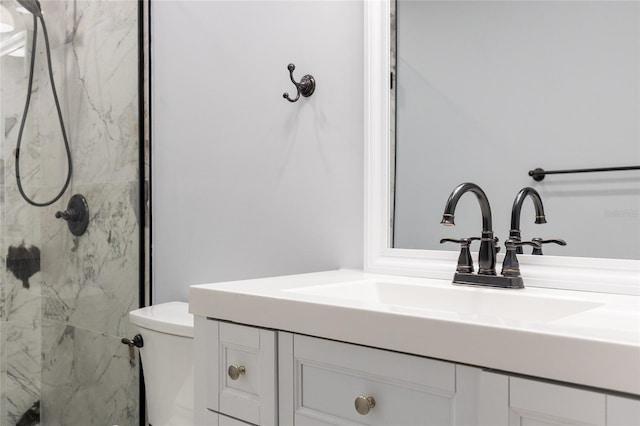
[441,183,496,275]
[510,187,547,253]
[441,183,492,230]
[510,187,546,230]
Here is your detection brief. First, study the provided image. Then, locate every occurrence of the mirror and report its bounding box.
[391,0,640,260]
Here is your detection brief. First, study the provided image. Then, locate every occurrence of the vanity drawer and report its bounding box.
[292,334,455,425]
[205,320,277,425]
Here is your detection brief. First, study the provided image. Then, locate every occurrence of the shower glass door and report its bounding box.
[0,0,144,424]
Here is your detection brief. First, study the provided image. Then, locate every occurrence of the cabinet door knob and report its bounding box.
[227,364,246,380]
[354,395,376,415]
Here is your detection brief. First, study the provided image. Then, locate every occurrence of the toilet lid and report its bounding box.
[129,301,194,338]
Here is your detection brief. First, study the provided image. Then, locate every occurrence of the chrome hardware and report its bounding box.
[283,63,315,103]
[228,364,246,380]
[55,194,89,236]
[121,334,143,348]
[354,395,376,415]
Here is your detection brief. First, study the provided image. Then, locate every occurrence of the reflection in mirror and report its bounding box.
[391,0,640,259]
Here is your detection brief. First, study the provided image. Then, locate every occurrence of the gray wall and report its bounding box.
[393,1,640,259]
[151,0,365,303]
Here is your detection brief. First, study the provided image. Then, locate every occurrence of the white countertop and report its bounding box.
[189,269,640,395]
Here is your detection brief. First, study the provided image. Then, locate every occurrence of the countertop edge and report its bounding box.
[189,271,640,396]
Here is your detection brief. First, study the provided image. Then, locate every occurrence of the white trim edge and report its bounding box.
[363,0,640,296]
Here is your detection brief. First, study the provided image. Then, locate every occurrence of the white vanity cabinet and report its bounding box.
[195,318,508,425]
[194,318,640,426]
[607,395,640,426]
[507,377,640,426]
[194,318,277,426]
[509,377,606,426]
[282,333,457,425]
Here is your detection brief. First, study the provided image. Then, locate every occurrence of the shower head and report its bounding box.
[16,0,42,18]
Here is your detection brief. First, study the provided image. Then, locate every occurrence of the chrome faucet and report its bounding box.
[441,183,497,275]
[509,187,547,254]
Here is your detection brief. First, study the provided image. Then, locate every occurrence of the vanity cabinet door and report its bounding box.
[606,395,640,426]
[291,334,456,425]
[197,319,277,426]
[509,377,606,426]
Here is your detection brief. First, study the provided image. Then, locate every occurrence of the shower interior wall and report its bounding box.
[0,0,141,424]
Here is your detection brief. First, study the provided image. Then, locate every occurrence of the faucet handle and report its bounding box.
[531,238,567,255]
[440,237,480,244]
[506,239,542,249]
[440,237,480,273]
[501,239,543,277]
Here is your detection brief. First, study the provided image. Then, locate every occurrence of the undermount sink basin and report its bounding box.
[287,280,602,322]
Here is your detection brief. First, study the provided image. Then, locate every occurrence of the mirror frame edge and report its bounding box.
[363,0,639,295]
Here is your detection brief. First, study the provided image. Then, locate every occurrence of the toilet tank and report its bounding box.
[129,302,194,426]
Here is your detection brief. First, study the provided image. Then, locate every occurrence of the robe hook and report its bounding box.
[283,63,315,103]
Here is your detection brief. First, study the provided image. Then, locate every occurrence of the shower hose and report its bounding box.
[15,14,72,207]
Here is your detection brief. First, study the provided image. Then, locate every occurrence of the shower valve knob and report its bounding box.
[55,209,79,221]
[55,194,89,236]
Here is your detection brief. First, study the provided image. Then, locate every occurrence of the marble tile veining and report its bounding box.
[63,0,140,186]
[41,321,139,426]
[41,181,139,337]
[1,0,141,424]
[3,320,41,426]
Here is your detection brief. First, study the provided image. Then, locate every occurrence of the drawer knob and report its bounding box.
[354,395,376,415]
[227,364,246,380]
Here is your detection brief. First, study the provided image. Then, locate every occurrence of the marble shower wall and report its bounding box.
[1,0,141,424]
[1,5,46,423]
